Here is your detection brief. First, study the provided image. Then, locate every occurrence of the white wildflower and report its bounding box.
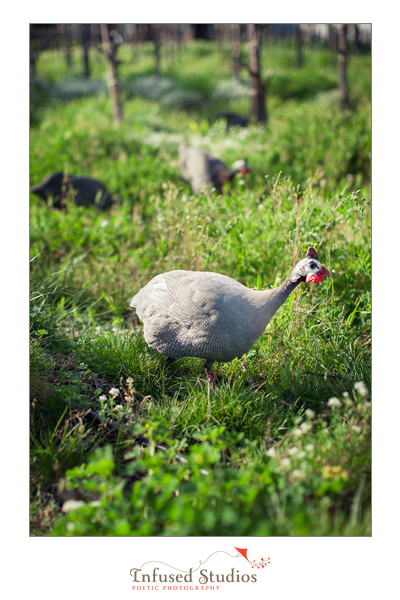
[305,444,315,452]
[281,458,291,467]
[327,397,342,408]
[101,220,108,227]
[32,306,42,314]
[99,395,107,402]
[266,448,276,457]
[292,469,304,479]
[298,451,306,459]
[300,422,312,433]
[293,428,302,436]
[354,382,370,399]
[109,387,120,398]
[342,391,350,398]
[62,500,85,513]
[352,425,362,433]
[288,446,298,455]
[305,409,315,419]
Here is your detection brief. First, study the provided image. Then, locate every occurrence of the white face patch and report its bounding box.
[231,159,247,171]
[294,257,323,278]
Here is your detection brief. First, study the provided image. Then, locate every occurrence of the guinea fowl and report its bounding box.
[213,112,250,129]
[128,247,331,383]
[179,143,250,194]
[30,171,113,209]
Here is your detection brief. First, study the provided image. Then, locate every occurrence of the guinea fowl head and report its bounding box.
[231,159,250,175]
[289,247,331,285]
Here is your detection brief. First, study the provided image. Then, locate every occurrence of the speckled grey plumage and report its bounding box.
[179,144,236,194]
[128,248,331,376]
[129,270,295,363]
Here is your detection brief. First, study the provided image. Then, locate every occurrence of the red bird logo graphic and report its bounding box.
[234,548,270,568]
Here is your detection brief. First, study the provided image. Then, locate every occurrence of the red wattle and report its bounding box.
[306,273,324,284]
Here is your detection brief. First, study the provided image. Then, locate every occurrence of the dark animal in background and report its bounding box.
[179,143,250,194]
[128,246,331,384]
[30,172,113,209]
[213,112,250,129]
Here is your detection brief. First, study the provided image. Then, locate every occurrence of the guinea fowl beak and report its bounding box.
[239,167,250,174]
[306,265,331,284]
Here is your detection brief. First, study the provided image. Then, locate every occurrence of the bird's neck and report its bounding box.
[275,275,304,302]
[249,275,304,331]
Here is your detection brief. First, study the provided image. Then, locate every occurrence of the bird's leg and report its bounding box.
[205,360,216,383]
[241,361,254,386]
[204,360,215,424]
[164,357,176,371]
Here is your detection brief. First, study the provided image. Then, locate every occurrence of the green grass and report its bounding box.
[30,38,371,536]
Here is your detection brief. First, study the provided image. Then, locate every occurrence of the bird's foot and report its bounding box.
[205,360,216,385]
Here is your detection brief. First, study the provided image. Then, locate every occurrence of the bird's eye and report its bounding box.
[310,262,317,269]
